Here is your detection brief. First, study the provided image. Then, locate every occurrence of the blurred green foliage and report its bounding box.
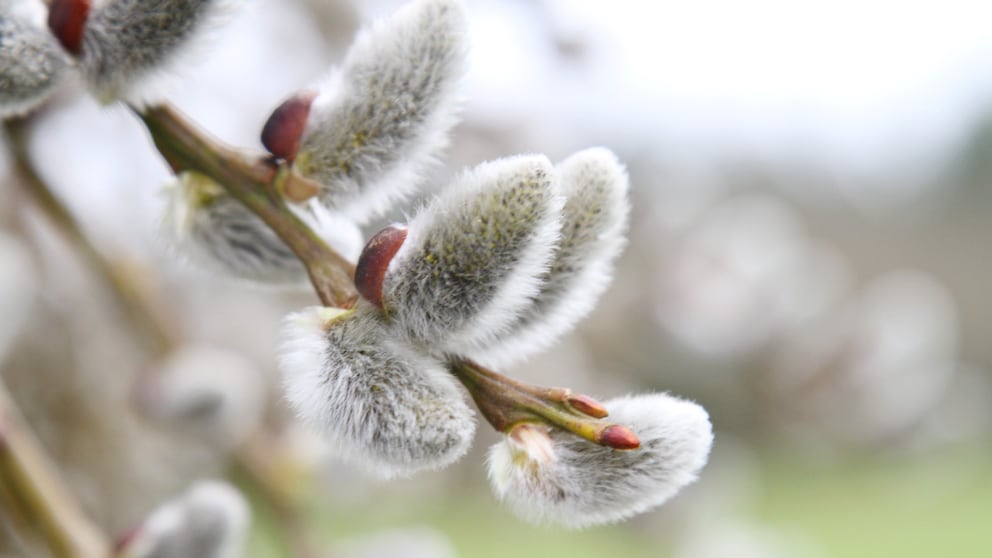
[245,448,992,557]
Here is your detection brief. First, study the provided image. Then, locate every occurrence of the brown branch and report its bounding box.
[0,383,110,558]
[135,104,357,308]
[450,359,640,450]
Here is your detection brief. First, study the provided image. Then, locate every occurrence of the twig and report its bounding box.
[450,359,640,449]
[4,116,321,558]
[136,104,357,308]
[132,103,641,450]
[0,382,110,558]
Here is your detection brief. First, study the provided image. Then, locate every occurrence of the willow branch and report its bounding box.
[132,103,639,452]
[4,120,173,356]
[135,104,357,307]
[0,383,110,558]
[450,359,640,449]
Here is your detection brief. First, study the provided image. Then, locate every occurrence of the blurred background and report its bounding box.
[3,0,992,556]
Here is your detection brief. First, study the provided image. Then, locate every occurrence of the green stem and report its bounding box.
[450,359,633,448]
[5,120,174,357]
[133,104,638,450]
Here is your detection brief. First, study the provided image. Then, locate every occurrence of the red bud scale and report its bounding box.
[354,224,408,308]
[599,424,640,450]
[260,90,316,162]
[48,0,92,56]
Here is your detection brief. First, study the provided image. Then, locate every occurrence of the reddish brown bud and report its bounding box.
[599,424,640,450]
[48,0,91,56]
[355,224,407,308]
[261,90,317,162]
[568,393,609,419]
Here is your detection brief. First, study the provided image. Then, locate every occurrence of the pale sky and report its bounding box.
[465,0,992,174]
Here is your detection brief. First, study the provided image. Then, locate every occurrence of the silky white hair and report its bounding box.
[78,0,242,104]
[382,154,564,356]
[162,171,363,285]
[295,0,468,223]
[279,305,476,479]
[472,147,630,368]
[487,393,714,528]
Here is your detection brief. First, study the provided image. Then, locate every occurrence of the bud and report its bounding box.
[133,345,266,449]
[1,9,69,118]
[487,393,713,528]
[260,90,316,162]
[381,155,563,355]
[47,0,91,55]
[115,480,249,558]
[567,393,609,419]
[473,147,629,367]
[291,0,468,222]
[163,171,363,284]
[279,305,476,478]
[72,0,242,103]
[355,224,408,308]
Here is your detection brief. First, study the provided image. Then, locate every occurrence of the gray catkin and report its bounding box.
[295,0,467,222]
[164,172,363,285]
[471,148,630,367]
[182,193,307,284]
[0,11,68,117]
[79,0,222,101]
[488,394,714,528]
[381,155,563,355]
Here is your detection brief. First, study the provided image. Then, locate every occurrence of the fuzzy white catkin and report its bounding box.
[118,480,249,558]
[79,0,239,103]
[295,0,467,223]
[134,345,266,449]
[487,393,714,528]
[472,147,630,368]
[279,305,476,478]
[382,154,563,355]
[0,8,68,117]
[163,171,363,285]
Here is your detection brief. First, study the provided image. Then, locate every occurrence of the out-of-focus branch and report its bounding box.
[136,104,357,308]
[4,116,321,558]
[4,120,174,357]
[133,103,641,452]
[0,382,110,558]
